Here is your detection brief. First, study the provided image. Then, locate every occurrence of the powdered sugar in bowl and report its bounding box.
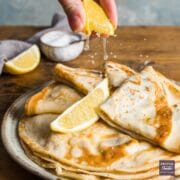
[40,31,87,62]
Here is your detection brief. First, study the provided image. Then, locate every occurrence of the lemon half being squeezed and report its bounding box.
[83,0,115,36]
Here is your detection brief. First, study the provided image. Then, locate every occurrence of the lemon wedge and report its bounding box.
[50,78,109,133]
[4,45,40,75]
[83,0,115,36]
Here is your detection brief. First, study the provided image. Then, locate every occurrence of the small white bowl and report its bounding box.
[40,31,87,62]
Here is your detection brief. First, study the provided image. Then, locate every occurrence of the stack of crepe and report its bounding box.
[18,62,180,179]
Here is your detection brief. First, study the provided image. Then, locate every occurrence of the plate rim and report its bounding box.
[1,81,57,180]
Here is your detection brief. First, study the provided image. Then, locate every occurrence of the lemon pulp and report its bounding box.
[4,45,40,75]
[51,78,109,133]
[83,0,115,36]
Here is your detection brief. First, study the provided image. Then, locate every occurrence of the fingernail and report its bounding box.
[69,15,84,32]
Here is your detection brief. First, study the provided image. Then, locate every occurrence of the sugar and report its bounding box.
[43,31,80,47]
[91,60,95,64]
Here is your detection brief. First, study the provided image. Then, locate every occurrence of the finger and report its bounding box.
[99,0,118,28]
[59,0,86,31]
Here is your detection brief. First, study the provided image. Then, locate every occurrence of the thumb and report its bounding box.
[59,0,86,31]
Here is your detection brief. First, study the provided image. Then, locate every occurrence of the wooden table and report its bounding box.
[0,26,180,179]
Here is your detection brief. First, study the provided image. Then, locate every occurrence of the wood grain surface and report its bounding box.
[0,26,180,180]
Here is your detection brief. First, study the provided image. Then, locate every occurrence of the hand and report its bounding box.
[59,0,118,32]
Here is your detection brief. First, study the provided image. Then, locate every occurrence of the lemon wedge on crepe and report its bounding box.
[51,78,109,133]
[4,45,40,75]
[83,0,115,35]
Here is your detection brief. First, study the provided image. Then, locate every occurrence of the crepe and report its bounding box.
[21,142,99,180]
[54,63,103,94]
[105,61,136,88]
[100,66,180,153]
[25,83,83,116]
[19,114,180,179]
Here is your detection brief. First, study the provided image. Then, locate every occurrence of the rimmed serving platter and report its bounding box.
[1,80,180,179]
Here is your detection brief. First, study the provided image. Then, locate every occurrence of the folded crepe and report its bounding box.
[25,83,83,116]
[105,61,136,89]
[100,66,180,153]
[19,114,180,180]
[54,63,103,94]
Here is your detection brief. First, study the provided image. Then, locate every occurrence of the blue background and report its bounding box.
[0,0,180,26]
